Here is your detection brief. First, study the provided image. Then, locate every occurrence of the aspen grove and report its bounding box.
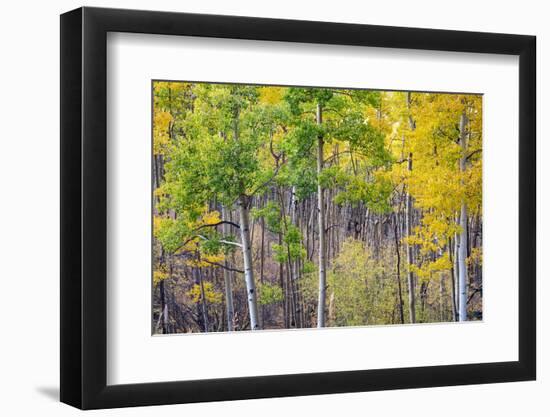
[152,82,482,333]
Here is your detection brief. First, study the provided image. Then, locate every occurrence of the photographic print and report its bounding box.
[152,81,482,334]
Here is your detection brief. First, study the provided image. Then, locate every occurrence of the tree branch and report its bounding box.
[174,232,242,254]
[194,220,240,231]
[324,149,371,164]
[197,234,243,248]
[202,259,244,274]
[465,148,482,161]
[325,223,342,233]
[269,129,282,161]
[467,287,482,305]
[174,236,198,254]
[246,161,286,198]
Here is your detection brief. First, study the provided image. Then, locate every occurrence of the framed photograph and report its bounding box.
[60,6,536,409]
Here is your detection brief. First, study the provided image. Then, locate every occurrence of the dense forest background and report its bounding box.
[152,81,482,334]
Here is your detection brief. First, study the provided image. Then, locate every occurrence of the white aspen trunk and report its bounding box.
[290,185,302,328]
[160,279,169,334]
[405,171,416,324]
[439,273,445,321]
[448,238,458,322]
[238,195,261,330]
[436,246,445,321]
[453,232,460,313]
[405,93,416,324]
[458,112,469,322]
[221,205,235,331]
[393,212,405,324]
[316,103,327,328]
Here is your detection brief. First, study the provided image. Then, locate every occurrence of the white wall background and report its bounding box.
[0,0,545,415]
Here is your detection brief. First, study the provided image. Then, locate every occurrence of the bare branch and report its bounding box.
[174,236,197,254]
[202,259,244,274]
[174,232,242,255]
[194,220,240,231]
[325,224,342,233]
[197,234,243,248]
[324,149,371,164]
[269,130,281,161]
[467,287,482,305]
[465,148,482,161]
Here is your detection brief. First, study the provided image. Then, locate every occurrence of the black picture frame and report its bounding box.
[60,6,536,410]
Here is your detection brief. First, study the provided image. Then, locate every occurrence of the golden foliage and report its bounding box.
[186,282,223,304]
[153,111,172,155]
[184,253,225,268]
[259,86,284,105]
[413,256,452,278]
[153,269,169,285]
[468,247,483,267]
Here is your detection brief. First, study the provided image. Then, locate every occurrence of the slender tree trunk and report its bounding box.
[232,106,260,330]
[195,267,209,332]
[448,237,458,321]
[278,188,299,327]
[419,281,428,320]
[221,206,235,331]
[238,194,261,330]
[453,231,460,312]
[439,273,445,321]
[290,185,303,328]
[159,279,168,334]
[287,262,297,327]
[316,103,327,328]
[405,159,416,324]
[277,229,289,328]
[260,214,266,326]
[405,93,416,324]
[458,112,469,321]
[154,151,168,333]
[393,213,405,324]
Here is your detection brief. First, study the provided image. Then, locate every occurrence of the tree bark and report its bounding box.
[404,171,415,323]
[238,194,261,330]
[448,237,458,321]
[316,103,327,328]
[291,186,303,327]
[439,272,445,322]
[195,267,209,332]
[231,104,261,331]
[260,213,266,326]
[404,93,416,324]
[159,279,168,334]
[393,212,405,324]
[286,186,302,328]
[458,112,469,321]
[221,205,235,331]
